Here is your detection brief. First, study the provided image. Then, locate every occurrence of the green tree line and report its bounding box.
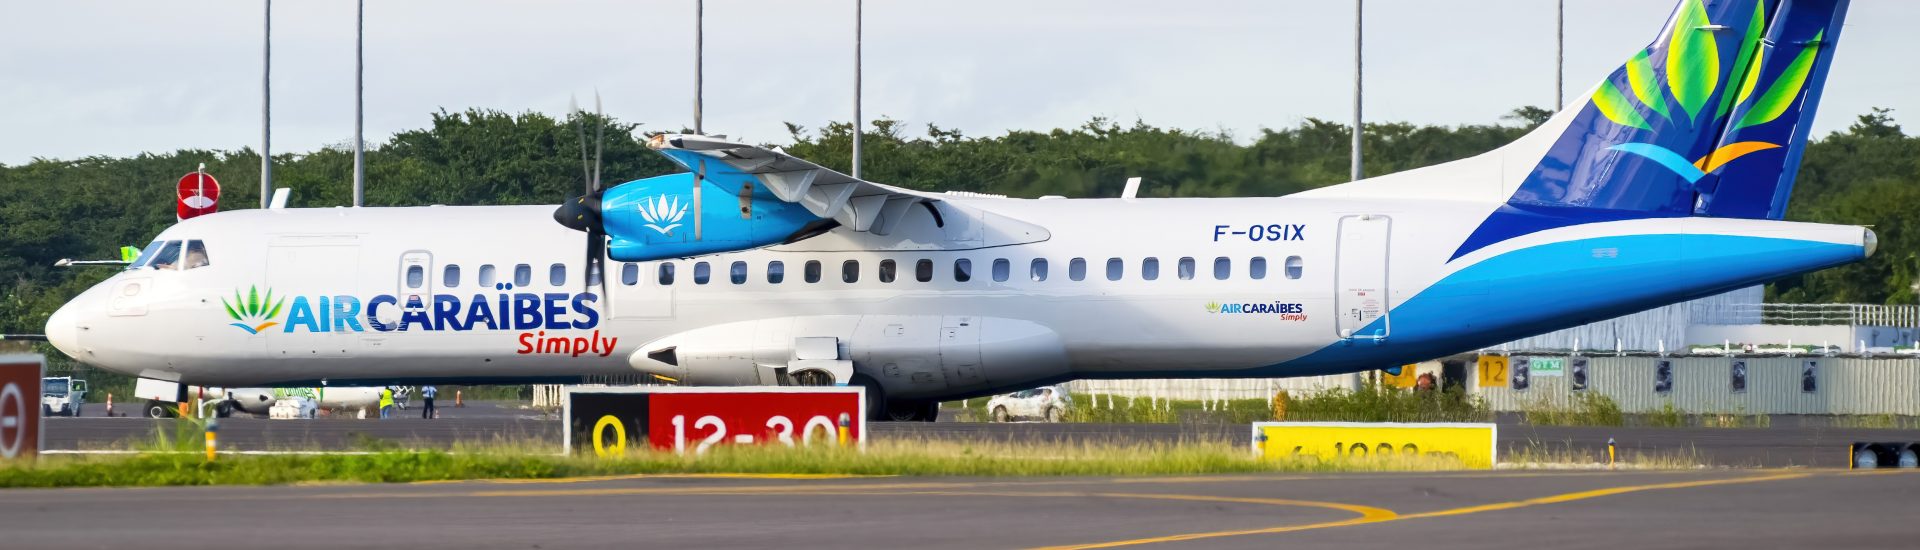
[4,106,1916,346]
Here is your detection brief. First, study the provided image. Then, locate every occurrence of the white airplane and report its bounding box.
[44,0,1869,420]
[221,387,385,418]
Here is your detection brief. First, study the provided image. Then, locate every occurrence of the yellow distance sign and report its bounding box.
[1252,422,1498,469]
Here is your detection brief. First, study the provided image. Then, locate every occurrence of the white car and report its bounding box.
[985,386,1071,423]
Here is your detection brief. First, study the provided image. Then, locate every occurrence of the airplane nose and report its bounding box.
[45,302,81,359]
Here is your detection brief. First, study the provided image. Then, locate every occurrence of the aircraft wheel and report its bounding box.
[991,406,1010,423]
[882,401,937,422]
[145,401,172,419]
[852,374,886,421]
[1899,447,1919,469]
[215,401,235,418]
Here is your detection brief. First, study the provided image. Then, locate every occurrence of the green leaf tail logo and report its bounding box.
[222,285,286,334]
[1205,302,1222,314]
[1590,0,1813,183]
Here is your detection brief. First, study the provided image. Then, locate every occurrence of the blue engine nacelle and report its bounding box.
[596,172,826,262]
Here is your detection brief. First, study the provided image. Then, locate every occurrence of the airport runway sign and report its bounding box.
[564,386,865,457]
[1252,422,1497,469]
[0,354,45,460]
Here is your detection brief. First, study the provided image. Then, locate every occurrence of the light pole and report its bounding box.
[1556,0,1565,110]
[353,0,364,207]
[852,0,863,179]
[702,0,710,134]
[1350,0,1363,182]
[261,0,272,209]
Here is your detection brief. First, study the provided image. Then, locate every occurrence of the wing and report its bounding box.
[646,134,972,236]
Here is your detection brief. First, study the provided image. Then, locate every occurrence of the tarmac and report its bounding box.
[2,469,1916,549]
[40,402,1920,467]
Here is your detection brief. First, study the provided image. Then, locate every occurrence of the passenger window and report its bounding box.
[1106,258,1124,281]
[1141,257,1160,281]
[1285,256,1304,280]
[1250,257,1268,280]
[658,262,676,285]
[842,260,860,283]
[514,264,532,287]
[915,259,933,282]
[1178,257,1195,280]
[805,260,822,283]
[621,263,639,286]
[406,265,425,288]
[146,240,182,270]
[549,263,567,286]
[879,259,897,283]
[1069,258,1086,281]
[1030,259,1049,282]
[768,261,786,284]
[694,262,711,285]
[992,259,1010,282]
[730,261,748,284]
[444,265,461,288]
[1213,257,1231,280]
[480,264,498,287]
[182,240,211,270]
[954,259,972,282]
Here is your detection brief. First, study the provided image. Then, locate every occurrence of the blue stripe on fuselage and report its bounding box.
[1274,233,1862,376]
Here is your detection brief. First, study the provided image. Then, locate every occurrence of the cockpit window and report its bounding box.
[128,241,167,270]
[182,240,210,270]
[143,241,183,270]
[132,240,210,271]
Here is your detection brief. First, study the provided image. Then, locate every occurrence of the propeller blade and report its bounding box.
[572,96,592,197]
[593,91,605,192]
[585,228,604,294]
[694,158,705,241]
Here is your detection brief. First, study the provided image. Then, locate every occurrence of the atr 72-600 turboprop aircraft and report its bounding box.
[46,0,1870,420]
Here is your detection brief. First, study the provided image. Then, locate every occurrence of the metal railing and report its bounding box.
[1689,303,1920,328]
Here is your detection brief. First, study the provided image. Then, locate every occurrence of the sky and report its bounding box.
[3,0,1916,165]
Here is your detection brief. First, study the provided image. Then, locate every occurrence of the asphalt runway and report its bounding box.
[43,405,1920,467]
[3,469,1916,549]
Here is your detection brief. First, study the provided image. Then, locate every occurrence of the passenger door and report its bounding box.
[1334,215,1391,341]
[397,250,433,330]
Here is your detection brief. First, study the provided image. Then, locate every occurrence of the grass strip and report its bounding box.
[1,438,1479,489]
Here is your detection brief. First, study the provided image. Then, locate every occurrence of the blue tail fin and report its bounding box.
[1452,0,1850,260]
[1695,0,1849,220]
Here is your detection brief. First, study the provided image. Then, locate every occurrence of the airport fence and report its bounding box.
[1474,355,1920,416]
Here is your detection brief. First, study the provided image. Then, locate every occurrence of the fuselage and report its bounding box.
[45,191,1871,403]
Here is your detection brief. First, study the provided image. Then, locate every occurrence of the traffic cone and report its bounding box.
[106,393,114,417]
[455,390,464,408]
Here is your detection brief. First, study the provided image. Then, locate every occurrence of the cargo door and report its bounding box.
[1334,215,1391,341]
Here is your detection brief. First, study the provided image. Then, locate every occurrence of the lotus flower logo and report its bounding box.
[221,285,285,335]
[638,195,688,236]
[1592,0,1821,184]
[1205,302,1222,314]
